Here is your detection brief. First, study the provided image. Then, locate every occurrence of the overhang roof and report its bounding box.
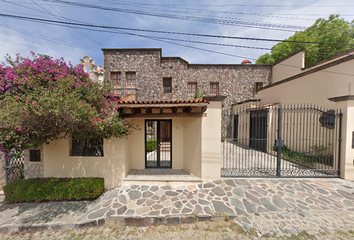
[117,98,210,108]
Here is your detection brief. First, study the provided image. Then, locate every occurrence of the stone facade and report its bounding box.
[103,48,272,136]
[24,147,44,179]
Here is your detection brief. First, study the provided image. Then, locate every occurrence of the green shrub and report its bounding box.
[3,177,104,203]
[146,140,157,152]
[273,145,333,166]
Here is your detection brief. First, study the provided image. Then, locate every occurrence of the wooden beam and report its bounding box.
[183,106,193,113]
[124,112,207,118]
[201,106,207,113]
[172,106,178,113]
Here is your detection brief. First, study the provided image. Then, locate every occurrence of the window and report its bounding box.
[210,82,219,96]
[111,72,121,95]
[163,78,172,93]
[30,149,41,162]
[70,138,104,156]
[126,72,136,94]
[187,82,197,99]
[254,82,263,93]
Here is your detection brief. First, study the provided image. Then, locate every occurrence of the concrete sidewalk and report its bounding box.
[1,178,354,237]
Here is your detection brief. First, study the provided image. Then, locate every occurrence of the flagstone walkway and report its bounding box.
[1,178,354,237]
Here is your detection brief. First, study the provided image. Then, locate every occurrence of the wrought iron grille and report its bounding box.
[4,153,25,184]
[112,88,138,101]
[222,103,342,178]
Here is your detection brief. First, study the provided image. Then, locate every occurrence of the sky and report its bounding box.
[0,0,354,67]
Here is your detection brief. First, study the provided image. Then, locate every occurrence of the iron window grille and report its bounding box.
[163,77,172,93]
[29,149,41,162]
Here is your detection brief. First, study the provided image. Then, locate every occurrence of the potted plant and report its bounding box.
[221,135,226,142]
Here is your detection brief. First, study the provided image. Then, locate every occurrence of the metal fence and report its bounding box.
[222,103,342,178]
[4,153,25,184]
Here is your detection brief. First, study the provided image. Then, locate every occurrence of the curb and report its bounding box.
[0,214,236,233]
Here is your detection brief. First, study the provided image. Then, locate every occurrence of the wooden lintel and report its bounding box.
[145,107,152,114]
[183,106,193,113]
[124,112,207,118]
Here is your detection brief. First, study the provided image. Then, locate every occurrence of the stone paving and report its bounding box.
[1,178,354,237]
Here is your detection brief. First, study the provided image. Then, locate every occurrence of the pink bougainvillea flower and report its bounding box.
[18,126,23,131]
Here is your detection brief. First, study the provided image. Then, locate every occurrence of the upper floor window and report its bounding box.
[126,72,136,94]
[111,72,121,95]
[70,138,104,157]
[163,78,172,93]
[254,82,263,93]
[187,82,197,99]
[210,82,219,96]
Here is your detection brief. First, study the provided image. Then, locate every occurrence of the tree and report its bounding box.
[0,52,136,159]
[256,14,354,67]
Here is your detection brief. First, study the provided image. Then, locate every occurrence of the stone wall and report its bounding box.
[103,48,272,136]
[24,147,44,179]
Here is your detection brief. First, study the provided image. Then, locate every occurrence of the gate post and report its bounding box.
[276,106,283,177]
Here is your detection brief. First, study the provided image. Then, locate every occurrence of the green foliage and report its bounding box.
[0,52,137,156]
[146,140,157,152]
[3,177,104,203]
[273,145,333,166]
[256,14,354,66]
[193,90,203,99]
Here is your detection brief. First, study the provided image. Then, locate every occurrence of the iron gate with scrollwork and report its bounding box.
[222,103,342,178]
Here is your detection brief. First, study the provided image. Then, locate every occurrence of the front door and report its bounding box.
[145,120,172,168]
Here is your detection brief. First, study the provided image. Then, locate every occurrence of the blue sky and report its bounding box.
[0,0,353,67]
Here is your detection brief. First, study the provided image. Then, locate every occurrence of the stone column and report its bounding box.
[201,96,227,180]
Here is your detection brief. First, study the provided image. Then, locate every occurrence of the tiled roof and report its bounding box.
[117,98,210,105]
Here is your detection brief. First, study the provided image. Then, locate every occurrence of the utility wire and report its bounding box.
[40,0,103,47]
[0,23,97,49]
[1,13,354,47]
[43,0,307,32]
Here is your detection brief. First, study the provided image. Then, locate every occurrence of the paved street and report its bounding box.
[1,178,354,238]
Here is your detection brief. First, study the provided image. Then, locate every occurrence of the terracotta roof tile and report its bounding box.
[117,98,209,105]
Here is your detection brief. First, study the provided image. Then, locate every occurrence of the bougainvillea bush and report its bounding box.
[0,52,135,158]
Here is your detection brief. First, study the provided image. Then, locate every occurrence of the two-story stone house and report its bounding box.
[102,48,272,136]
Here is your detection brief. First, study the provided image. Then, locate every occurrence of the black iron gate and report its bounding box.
[222,103,342,178]
[145,120,172,168]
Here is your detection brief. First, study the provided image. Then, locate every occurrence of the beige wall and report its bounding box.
[334,100,354,179]
[43,104,224,186]
[272,50,305,83]
[183,118,202,178]
[44,137,131,189]
[201,101,222,179]
[261,58,354,107]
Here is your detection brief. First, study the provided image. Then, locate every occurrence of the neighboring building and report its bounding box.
[230,48,354,180]
[102,48,272,137]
